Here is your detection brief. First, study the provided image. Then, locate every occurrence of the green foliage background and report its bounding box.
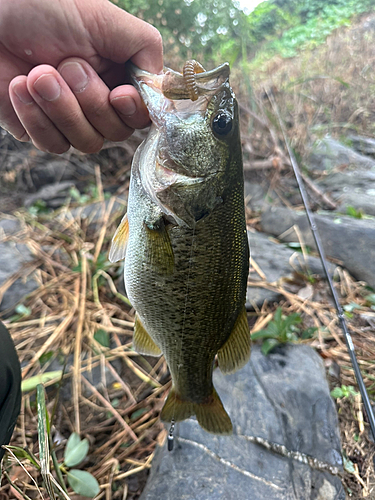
[113,0,375,66]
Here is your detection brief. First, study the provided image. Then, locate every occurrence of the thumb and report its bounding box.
[86,0,163,74]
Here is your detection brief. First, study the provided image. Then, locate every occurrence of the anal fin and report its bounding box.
[217,306,251,374]
[133,314,161,356]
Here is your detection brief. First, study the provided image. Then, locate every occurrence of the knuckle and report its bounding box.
[27,117,54,137]
[14,131,30,142]
[55,109,83,132]
[87,98,109,120]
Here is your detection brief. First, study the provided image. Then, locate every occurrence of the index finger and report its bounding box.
[87,3,163,74]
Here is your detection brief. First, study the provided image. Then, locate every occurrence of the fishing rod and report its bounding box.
[266,89,375,442]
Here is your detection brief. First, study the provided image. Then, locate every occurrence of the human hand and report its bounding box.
[0,0,163,153]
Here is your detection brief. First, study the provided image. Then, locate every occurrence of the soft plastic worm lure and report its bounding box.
[183,60,205,101]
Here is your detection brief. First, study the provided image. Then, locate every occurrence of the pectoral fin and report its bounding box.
[217,306,251,374]
[143,218,174,275]
[133,314,161,356]
[109,213,129,263]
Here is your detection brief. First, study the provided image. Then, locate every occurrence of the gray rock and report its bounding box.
[261,206,375,288]
[70,197,127,225]
[27,159,94,189]
[140,345,344,500]
[244,181,270,212]
[347,134,375,157]
[24,181,76,208]
[0,218,38,312]
[247,230,336,309]
[306,136,375,172]
[335,191,375,217]
[0,218,21,236]
[313,168,375,216]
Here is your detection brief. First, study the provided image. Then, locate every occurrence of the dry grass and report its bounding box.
[240,12,375,162]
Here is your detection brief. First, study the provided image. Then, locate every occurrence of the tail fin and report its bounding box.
[160,386,232,435]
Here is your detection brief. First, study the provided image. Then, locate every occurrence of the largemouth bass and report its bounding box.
[110,61,250,434]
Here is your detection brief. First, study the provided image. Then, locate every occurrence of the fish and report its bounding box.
[110,61,250,435]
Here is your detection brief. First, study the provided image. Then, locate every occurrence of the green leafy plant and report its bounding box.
[286,241,312,254]
[9,303,32,323]
[330,385,359,399]
[343,301,363,318]
[69,186,91,205]
[346,205,364,219]
[5,385,100,499]
[94,328,110,348]
[364,294,375,311]
[60,433,99,497]
[251,308,316,355]
[28,199,50,216]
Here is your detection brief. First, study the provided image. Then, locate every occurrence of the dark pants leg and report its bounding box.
[0,321,21,461]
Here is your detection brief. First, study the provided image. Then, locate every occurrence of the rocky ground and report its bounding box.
[0,119,375,498]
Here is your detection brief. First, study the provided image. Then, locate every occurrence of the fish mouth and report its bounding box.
[154,158,205,191]
[129,62,230,123]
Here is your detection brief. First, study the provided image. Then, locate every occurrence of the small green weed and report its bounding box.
[286,242,313,254]
[28,199,50,216]
[5,385,100,498]
[251,307,317,355]
[9,304,32,323]
[330,385,359,399]
[69,186,91,205]
[346,205,363,219]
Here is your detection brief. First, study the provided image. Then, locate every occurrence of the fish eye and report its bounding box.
[212,111,232,136]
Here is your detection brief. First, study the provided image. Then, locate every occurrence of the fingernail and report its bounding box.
[18,131,31,142]
[33,74,61,101]
[12,82,33,104]
[111,96,137,116]
[59,62,89,93]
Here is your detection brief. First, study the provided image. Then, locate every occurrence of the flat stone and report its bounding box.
[306,136,375,172]
[244,181,271,212]
[140,345,344,500]
[261,207,375,288]
[27,159,93,189]
[347,134,375,157]
[246,230,336,309]
[24,181,76,208]
[313,169,375,216]
[70,197,127,225]
[0,218,38,313]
